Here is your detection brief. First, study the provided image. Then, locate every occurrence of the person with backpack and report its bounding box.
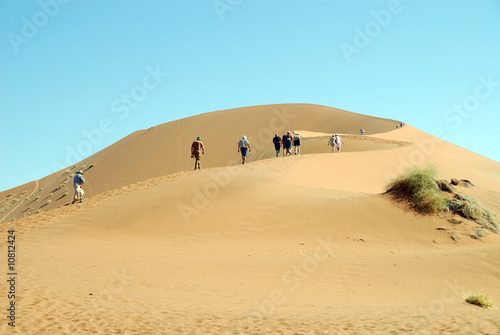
[72,170,85,204]
[293,133,301,155]
[238,135,252,165]
[282,131,293,156]
[327,135,336,153]
[191,136,205,170]
[272,133,281,157]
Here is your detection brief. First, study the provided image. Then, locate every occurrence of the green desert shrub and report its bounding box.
[386,166,448,214]
[62,192,68,197]
[464,293,496,309]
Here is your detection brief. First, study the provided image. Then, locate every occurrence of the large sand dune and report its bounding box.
[1,104,500,334]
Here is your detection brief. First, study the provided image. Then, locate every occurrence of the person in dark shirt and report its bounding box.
[72,170,85,204]
[272,133,281,157]
[282,131,293,156]
[191,137,205,170]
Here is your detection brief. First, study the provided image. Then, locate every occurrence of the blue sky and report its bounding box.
[1,0,499,191]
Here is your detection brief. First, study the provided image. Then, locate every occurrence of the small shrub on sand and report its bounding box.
[451,193,499,233]
[464,293,496,309]
[386,166,448,214]
[62,192,68,197]
[47,200,52,204]
[89,164,95,169]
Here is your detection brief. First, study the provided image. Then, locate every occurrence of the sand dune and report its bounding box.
[1,104,500,334]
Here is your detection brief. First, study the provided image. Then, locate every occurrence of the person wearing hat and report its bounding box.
[72,170,85,204]
[293,132,301,155]
[191,137,205,170]
[272,133,281,157]
[237,135,252,165]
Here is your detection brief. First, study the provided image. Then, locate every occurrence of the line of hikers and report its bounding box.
[272,131,301,157]
[190,132,347,170]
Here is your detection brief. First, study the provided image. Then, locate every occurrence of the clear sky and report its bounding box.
[1,0,499,191]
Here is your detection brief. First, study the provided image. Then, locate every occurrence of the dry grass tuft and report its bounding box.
[386,166,448,214]
[452,193,499,233]
[464,293,496,309]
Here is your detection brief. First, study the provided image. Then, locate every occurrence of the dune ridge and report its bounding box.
[1,104,500,334]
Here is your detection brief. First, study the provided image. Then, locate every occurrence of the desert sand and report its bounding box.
[1,104,500,334]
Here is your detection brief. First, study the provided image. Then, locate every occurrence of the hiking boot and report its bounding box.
[72,199,76,205]
[80,199,84,203]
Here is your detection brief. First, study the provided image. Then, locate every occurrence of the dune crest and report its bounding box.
[1,104,500,334]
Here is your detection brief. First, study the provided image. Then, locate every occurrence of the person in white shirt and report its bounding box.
[237,135,252,165]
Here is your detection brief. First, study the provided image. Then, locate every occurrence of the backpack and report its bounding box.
[192,141,202,150]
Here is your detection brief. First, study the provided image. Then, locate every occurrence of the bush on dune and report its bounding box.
[386,166,448,214]
[464,293,496,309]
[452,193,499,233]
[387,166,499,233]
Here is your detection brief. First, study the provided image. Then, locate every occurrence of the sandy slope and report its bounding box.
[1,104,398,223]
[1,105,500,334]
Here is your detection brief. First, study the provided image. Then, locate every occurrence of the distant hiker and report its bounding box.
[272,133,281,157]
[238,135,252,165]
[191,137,205,170]
[334,134,345,153]
[72,170,85,204]
[293,133,301,155]
[327,135,336,153]
[360,128,365,135]
[400,121,404,128]
[281,133,287,157]
[282,131,293,156]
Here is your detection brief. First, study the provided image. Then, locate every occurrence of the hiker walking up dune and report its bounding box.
[327,135,336,153]
[272,133,281,157]
[191,137,205,170]
[282,131,293,156]
[293,133,301,155]
[238,135,252,165]
[72,170,85,204]
[334,134,345,153]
